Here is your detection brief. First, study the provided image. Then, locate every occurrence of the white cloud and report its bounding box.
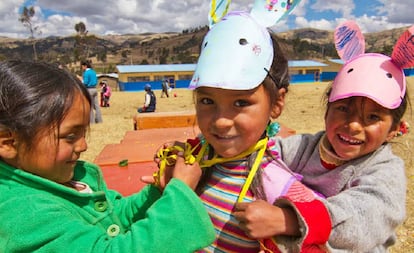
[376,0,413,24]
[0,0,411,39]
[311,0,355,17]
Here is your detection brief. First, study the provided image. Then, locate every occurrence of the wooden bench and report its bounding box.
[133,110,197,130]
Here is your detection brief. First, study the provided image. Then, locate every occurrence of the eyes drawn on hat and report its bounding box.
[346,63,396,80]
[237,38,261,56]
[239,38,248,45]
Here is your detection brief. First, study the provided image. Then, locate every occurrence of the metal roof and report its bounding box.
[97,73,118,78]
[288,60,327,67]
[116,60,328,74]
[116,64,197,73]
[328,59,344,65]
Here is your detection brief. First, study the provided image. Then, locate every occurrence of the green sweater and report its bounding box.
[0,160,215,252]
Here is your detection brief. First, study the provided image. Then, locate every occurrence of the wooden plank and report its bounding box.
[133,110,197,129]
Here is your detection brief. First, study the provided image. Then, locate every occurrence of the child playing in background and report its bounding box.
[161,79,170,98]
[233,21,413,252]
[100,80,111,107]
[0,60,214,252]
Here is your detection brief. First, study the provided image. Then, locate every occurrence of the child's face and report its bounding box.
[13,92,90,184]
[195,85,274,158]
[325,96,398,160]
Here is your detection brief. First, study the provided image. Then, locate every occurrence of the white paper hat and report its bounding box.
[189,0,302,90]
[189,11,273,90]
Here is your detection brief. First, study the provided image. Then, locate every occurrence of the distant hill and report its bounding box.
[0,26,409,73]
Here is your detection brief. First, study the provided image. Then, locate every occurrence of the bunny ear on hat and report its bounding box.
[250,0,302,27]
[334,20,365,62]
[391,25,414,69]
[208,0,232,28]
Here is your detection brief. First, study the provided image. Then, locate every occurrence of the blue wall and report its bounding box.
[119,70,414,91]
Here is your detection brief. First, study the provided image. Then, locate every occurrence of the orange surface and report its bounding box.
[134,111,197,129]
[100,161,157,196]
[94,127,201,166]
[96,124,295,196]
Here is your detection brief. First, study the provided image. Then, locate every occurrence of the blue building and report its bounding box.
[116,60,333,91]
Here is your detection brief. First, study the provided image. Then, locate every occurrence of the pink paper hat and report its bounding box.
[329,53,405,109]
[331,21,414,109]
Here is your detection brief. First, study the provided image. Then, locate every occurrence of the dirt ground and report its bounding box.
[83,79,414,251]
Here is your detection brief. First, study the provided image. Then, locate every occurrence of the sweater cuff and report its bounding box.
[275,197,331,248]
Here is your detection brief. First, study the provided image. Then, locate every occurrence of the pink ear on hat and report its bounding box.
[334,20,365,62]
[391,25,414,69]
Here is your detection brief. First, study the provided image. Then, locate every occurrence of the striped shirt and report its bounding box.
[198,159,259,253]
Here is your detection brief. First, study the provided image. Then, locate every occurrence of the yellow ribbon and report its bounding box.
[209,0,232,26]
[154,137,268,202]
[153,142,200,187]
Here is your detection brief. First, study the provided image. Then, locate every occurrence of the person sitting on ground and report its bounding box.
[138,83,156,113]
[133,83,157,130]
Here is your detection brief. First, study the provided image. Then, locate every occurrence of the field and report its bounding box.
[82,79,414,251]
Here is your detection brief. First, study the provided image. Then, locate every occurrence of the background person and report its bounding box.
[137,83,156,113]
[133,83,157,130]
[81,60,102,123]
[100,80,111,107]
[161,79,170,98]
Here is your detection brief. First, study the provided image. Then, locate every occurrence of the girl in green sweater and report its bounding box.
[0,60,215,252]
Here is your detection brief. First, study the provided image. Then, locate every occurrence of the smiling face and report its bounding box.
[11,92,90,183]
[195,85,276,158]
[325,96,398,160]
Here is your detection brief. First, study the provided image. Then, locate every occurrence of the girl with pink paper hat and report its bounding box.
[234,21,412,252]
[149,15,413,252]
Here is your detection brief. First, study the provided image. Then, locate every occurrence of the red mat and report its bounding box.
[94,127,201,166]
[100,161,157,196]
[96,125,296,196]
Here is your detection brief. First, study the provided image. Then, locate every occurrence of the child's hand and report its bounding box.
[233,200,300,238]
[141,153,201,191]
[172,155,202,190]
[233,200,284,239]
[141,141,199,190]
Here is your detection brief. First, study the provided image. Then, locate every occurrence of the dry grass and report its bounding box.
[83,80,414,251]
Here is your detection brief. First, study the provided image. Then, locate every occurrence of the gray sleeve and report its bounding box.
[273,134,407,252]
[324,152,406,252]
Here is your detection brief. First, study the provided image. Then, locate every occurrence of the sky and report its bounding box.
[1,0,412,39]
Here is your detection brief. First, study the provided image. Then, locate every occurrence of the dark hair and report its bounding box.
[81,60,92,68]
[261,32,290,107]
[0,60,91,151]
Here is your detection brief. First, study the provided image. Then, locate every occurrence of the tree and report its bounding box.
[74,22,92,61]
[75,22,87,36]
[19,6,41,61]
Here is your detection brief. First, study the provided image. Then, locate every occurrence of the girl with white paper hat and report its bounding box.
[150,0,335,252]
